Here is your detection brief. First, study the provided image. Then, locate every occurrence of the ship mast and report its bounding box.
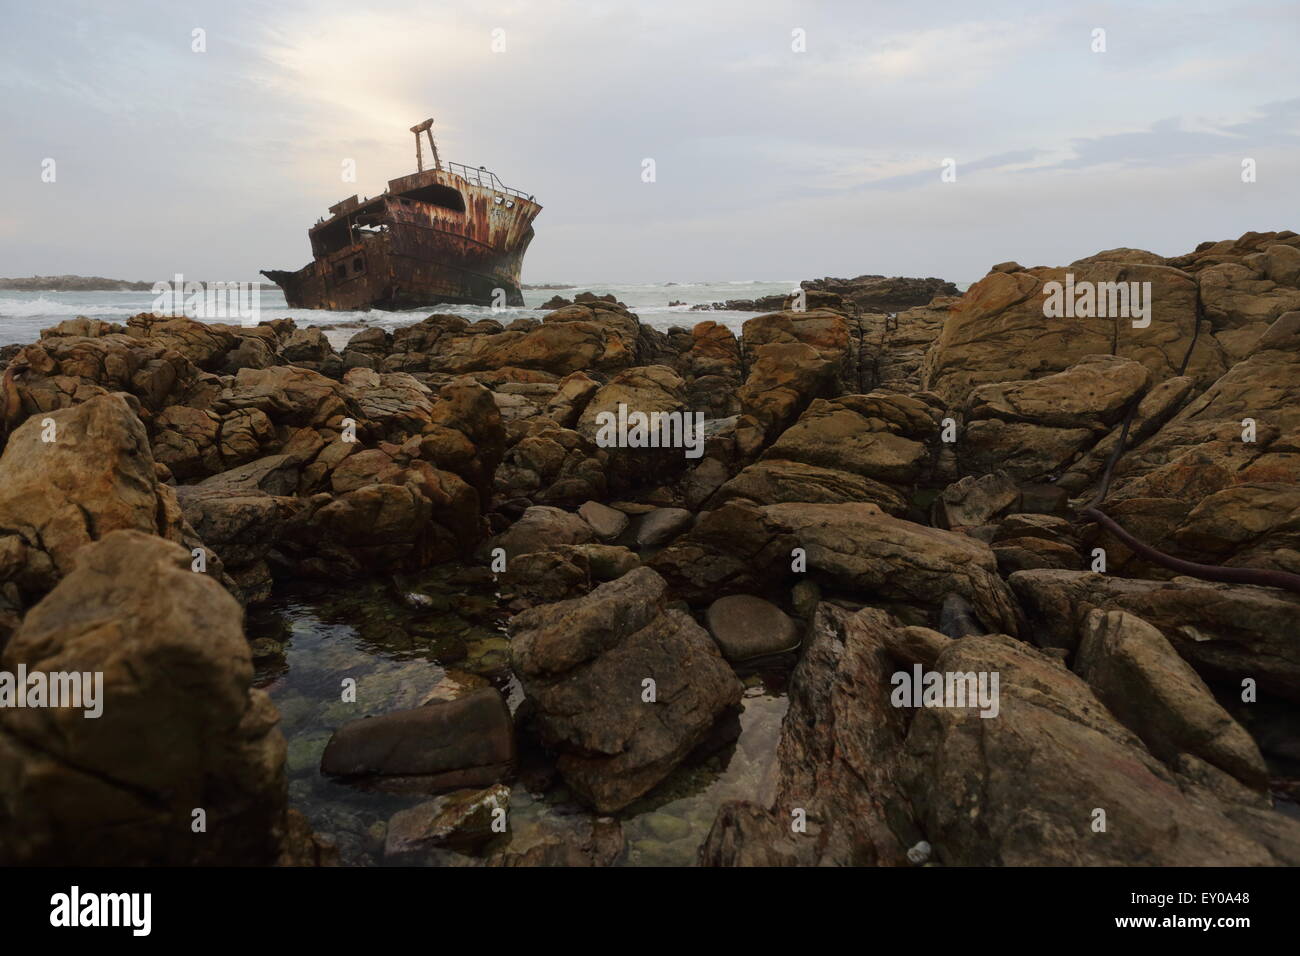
[410,118,442,172]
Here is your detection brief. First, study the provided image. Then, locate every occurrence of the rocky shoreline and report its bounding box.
[1,229,1298,866]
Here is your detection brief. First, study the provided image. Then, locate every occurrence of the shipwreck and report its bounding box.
[262,119,541,310]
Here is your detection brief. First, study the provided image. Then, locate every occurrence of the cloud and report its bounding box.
[0,0,1296,285]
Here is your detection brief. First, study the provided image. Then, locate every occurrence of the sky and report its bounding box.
[1,0,1297,285]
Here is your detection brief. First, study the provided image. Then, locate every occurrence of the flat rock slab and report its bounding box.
[705,595,801,661]
[320,687,515,793]
[636,507,693,548]
[578,500,630,540]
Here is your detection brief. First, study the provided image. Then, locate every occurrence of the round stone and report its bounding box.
[705,595,800,662]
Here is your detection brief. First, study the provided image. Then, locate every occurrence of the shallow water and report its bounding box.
[250,563,789,866]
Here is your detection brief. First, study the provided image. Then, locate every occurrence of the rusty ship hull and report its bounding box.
[263,158,541,310]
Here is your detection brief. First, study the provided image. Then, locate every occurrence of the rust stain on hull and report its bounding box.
[263,119,541,310]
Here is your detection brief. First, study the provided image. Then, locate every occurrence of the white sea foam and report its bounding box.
[0,280,797,347]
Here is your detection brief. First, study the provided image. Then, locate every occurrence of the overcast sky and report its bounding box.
[2,0,1297,285]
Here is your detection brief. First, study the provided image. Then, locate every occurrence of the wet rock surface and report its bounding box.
[4,231,1300,866]
[509,567,742,812]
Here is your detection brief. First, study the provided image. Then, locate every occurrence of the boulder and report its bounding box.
[705,595,800,661]
[1099,311,1300,572]
[383,784,511,860]
[509,567,742,812]
[965,354,1150,432]
[635,507,693,548]
[763,502,1021,632]
[992,536,1084,574]
[958,419,1095,482]
[1010,569,1300,700]
[716,458,909,515]
[488,505,596,559]
[578,500,629,540]
[1074,609,1268,789]
[902,633,1288,865]
[922,262,1226,408]
[0,531,287,865]
[736,343,837,439]
[646,501,800,602]
[932,471,1019,529]
[319,687,515,793]
[575,365,696,490]
[742,310,855,387]
[761,397,930,485]
[0,392,190,621]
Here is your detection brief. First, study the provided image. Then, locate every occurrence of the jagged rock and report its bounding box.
[699,605,914,866]
[0,333,206,434]
[993,513,1078,545]
[716,458,909,514]
[966,354,1150,432]
[992,536,1084,574]
[859,299,955,391]
[647,501,799,602]
[736,343,837,440]
[281,327,338,369]
[674,321,743,417]
[509,567,742,812]
[742,310,855,388]
[0,392,191,627]
[575,365,696,490]
[125,313,240,371]
[922,261,1226,407]
[218,364,359,430]
[1075,609,1268,789]
[1009,569,1300,700]
[801,274,958,312]
[306,467,481,572]
[652,500,1020,633]
[761,396,930,485]
[0,531,287,865]
[175,488,302,604]
[1100,311,1300,573]
[488,505,596,559]
[883,624,951,666]
[932,471,1019,529]
[483,814,625,867]
[384,784,511,860]
[500,548,592,605]
[561,543,640,580]
[681,456,731,510]
[958,419,1095,482]
[902,633,1293,865]
[415,304,641,377]
[495,421,607,506]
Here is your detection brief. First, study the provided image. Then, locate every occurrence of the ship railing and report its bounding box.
[445,161,534,201]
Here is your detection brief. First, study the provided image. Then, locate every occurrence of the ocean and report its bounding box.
[0,280,801,350]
